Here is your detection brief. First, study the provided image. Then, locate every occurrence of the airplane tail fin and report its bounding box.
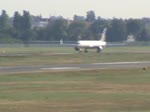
[100,28,107,41]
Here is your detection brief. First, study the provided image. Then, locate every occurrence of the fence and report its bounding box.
[0,41,149,47]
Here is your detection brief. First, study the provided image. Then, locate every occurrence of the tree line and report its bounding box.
[0,10,150,43]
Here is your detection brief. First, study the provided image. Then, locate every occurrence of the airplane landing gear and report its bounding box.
[74,46,79,51]
[84,48,88,53]
[97,47,102,53]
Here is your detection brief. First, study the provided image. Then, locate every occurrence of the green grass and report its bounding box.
[0,46,149,66]
[0,53,150,66]
[106,46,150,52]
[0,46,150,111]
[0,69,150,112]
[0,47,73,54]
[0,52,149,66]
[0,46,149,54]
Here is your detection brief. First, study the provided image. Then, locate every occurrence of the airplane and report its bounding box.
[74,28,107,53]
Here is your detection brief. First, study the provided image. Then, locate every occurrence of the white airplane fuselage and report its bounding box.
[75,40,106,52]
[78,40,106,47]
[74,28,107,53]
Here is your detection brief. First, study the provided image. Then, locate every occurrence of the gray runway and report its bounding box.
[0,61,150,74]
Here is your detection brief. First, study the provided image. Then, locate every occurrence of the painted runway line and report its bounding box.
[41,67,80,70]
[92,61,150,65]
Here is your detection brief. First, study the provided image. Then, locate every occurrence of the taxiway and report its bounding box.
[0,61,150,74]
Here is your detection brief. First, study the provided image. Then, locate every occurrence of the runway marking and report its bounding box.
[0,61,150,74]
[41,67,80,70]
[92,61,150,65]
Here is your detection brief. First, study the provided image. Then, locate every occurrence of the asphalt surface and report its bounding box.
[0,61,150,74]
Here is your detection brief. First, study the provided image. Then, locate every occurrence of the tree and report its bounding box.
[0,10,9,30]
[90,17,110,40]
[46,18,68,41]
[13,12,22,30]
[13,11,22,39]
[22,11,31,31]
[107,18,127,42]
[22,10,32,42]
[0,10,14,42]
[68,20,88,40]
[86,10,96,22]
[73,15,85,21]
[13,11,32,42]
[126,19,143,37]
[137,28,150,41]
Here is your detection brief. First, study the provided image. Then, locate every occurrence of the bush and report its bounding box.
[0,33,22,43]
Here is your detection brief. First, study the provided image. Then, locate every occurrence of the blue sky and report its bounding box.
[0,0,150,19]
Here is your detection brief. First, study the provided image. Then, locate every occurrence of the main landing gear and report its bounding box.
[97,47,102,53]
[75,47,102,53]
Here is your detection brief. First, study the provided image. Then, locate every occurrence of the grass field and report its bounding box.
[0,46,150,54]
[0,52,150,66]
[0,46,149,66]
[0,69,150,112]
[0,46,150,112]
